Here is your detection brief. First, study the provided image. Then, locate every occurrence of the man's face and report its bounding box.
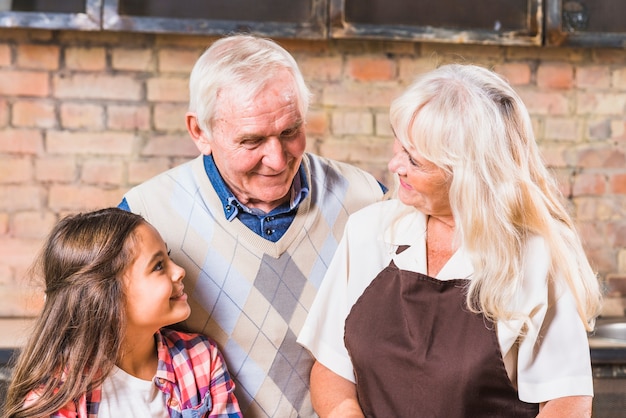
[209,71,306,213]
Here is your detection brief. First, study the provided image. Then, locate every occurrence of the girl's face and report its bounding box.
[123,223,190,334]
[388,138,453,217]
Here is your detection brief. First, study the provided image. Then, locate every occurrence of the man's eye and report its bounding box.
[280,128,298,139]
[241,138,263,149]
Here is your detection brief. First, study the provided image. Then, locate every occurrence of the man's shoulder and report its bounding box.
[130,157,199,190]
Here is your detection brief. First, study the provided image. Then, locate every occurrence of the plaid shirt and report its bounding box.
[27,329,241,418]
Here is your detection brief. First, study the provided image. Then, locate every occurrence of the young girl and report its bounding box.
[3,208,242,418]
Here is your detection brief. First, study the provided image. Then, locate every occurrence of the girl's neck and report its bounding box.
[118,330,159,381]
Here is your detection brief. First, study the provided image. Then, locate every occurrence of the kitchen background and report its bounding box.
[0,0,625,415]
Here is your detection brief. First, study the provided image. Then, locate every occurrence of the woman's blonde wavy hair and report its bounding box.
[390,63,602,331]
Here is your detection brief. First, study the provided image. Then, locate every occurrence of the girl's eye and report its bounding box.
[154,261,165,272]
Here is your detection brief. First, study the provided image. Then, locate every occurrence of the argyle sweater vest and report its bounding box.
[123,153,383,418]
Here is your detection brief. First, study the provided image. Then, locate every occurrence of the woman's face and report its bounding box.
[388,138,453,217]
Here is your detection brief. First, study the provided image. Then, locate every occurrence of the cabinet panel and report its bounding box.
[546,0,626,47]
[0,0,101,30]
[102,0,327,39]
[330,0,542,46]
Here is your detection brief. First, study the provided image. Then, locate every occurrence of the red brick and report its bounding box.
[0,44,11,66]
[0,236,43,273]
[543,117,579,142]
[612,68,626,89]
[611,173,626,194]
[577,92,626,116]
[319,137,392,166]
[53,74,142,101]
[48,185,126,211]
[331,111,373,135]
[153,103,186,130]
[397,57,435,84]
[537,63,574,89]
[575,146,626,169]
[140,135,199,158]
[324,84,403,108]
[0,157,32,183]
[35,157,77,182]
[64,47,106,71]
[537,143,568,168]
[16,44,59,70]
[347,56,396,82]
[375,112,393,137]
[0,212,7,235]
[0,70,49,96]
[60,103,104,129]
[493,63,532,86]
[12,100,56,128]
[158,49,200,73]
[107,104,151,130]
[146,77,189,102]
[128,158,171,184]
[572,172,606,196]
[518,90,569,116]
[112,48,154,72]
[305,110,328,136]
[299,56,343,82]
[12,211,57,239]
[0,99,8,128]
[0,129,44,154]
[576,66,611,89]
[81,159,124,185]
[0,185,43,210]
[47,131,135,156]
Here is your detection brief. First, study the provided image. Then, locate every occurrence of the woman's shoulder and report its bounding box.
[349,198,407,222]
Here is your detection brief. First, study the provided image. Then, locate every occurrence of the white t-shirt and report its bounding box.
[99,366,169,418]
[297,199,593,404]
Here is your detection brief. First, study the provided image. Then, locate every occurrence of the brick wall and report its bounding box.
[1,28,625,319]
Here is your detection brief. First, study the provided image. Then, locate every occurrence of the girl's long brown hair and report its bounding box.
[2,208,145,418]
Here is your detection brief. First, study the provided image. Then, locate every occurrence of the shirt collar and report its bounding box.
[203,154,309,220]
[382,202,473,280]
[154,329,176,383]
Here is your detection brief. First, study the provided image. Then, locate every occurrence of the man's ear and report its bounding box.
[186,112,212,155]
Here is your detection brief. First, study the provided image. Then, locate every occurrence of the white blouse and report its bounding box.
[297,199,593,403]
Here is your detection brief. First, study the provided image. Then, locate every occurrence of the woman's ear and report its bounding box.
[186,112,212,155]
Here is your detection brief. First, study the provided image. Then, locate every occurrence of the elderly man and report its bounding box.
[119,34,385,417]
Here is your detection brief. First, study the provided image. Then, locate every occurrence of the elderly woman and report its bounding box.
[298,64,602,418]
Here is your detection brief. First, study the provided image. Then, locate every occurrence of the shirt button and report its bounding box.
[168,398,179,407]
[267,216,274,221]
[265,229,274,235]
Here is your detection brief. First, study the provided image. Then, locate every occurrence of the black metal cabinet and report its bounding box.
[330,0,543,46]
[545,0,626,47]
[0,0,101,30]
[1,0,626,48]
[102,0,327,39]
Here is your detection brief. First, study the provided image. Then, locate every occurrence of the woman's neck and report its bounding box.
[426,215,458,277]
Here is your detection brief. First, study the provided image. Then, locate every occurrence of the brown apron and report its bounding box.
[344,257,539,418]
